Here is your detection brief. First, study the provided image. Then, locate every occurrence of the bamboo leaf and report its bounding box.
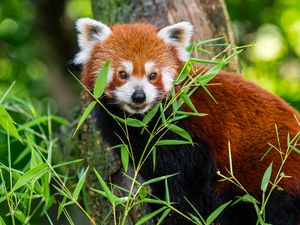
[241,194,257,203]
[73,101,96,137]
[197,64,223,85]
[94,61,110,98]
[135,206,167,225]
[57,196,67,219]
[18,116,70,131]
[125,118,145,128]
[175,63,191,85]
[94,168,116,203]
[0,81,16,104]
[167,124,192,143]
[143,173,178,186]
[189,58,221,64]
[120,145,129,172]
[157,209,171,225]
[165,179,170,204]
[176,111,207,117]
[0,105,22,142]
[180,92,197,113]
[159,103,166,124]
[290,145,300,155]
[152,147,156,172]
[206,200,232,225]
[142,103,160,125]
[0,215,7,225]
[156,140,191,146]
[12,163,49,192]
[140,198,167,205]
[138,186,148,200]
[195,36,225,46]
[261,162,273,192]
[73,167,89,200]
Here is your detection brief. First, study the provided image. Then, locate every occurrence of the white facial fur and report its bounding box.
[145,61,155,75]
[108,60,177,114]
[158,21,193,61]
[113,77,158,114]
[161,66,176,92]
[74,18,112,65]
[145,61,175,93]
[121,60,133,74]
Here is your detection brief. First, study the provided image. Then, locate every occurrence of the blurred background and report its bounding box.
[0,0,299,114]
[0,1,299,224]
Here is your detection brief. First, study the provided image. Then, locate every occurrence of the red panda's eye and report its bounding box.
[118,71,129,80]
[148,72,158,81]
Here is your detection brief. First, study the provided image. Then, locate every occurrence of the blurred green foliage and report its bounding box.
[226,0,300,110]
[0,0,299,111]
[0,0,92,114]
[0,1,47,101]
[0,0,299,224]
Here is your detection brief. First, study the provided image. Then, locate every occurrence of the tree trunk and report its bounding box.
[64,0,239,224]
[92,0,239,72]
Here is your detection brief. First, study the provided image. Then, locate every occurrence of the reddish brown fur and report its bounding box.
[184,71,300,196]
[80,22,300,197]
[81,23,181,94]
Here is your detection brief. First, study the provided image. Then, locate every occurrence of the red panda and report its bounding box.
[74,18,300,225]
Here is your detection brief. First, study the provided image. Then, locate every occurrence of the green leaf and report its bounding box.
[195,36,224,46]
[140,198,167,205]
[180,92,197,113]
[290,145,300,155]
[0,105,22,142]
[57,196,67,219]
[188,213,202,224]
[224,49,243,62]
[189,58,221,64]
[241,194,257,203]
[94,61,110,98]
[73,101,96,137]
[206,200,232,225]
[138,185,148,200]
[167,124,192,143]
[152,147,156,172]
[159,103,166,124]
[135,206,167,225]
[94,168,116,203]
[41,172,50,207]
[73,167,89,200]
[14,146,30,165]
[261,162,273,192]
[142,103,160,125]
[175,63,191,85]
[165,179,170,204]
[0,215,7,225]
[176,111,207,117]
[18,116,70,131]
[0,81,15,104]
[143,173,178,186]
[197,64,223,85]
[156,140,191,146]
[157,209,171,225]
[120,145,129,172]
[12,163,49,192]
[125,118,145,127]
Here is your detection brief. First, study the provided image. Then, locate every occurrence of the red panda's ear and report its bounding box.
[158,22,193,62]
[74,18,112,65]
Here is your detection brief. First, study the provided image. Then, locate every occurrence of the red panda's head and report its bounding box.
[75,18,193,114]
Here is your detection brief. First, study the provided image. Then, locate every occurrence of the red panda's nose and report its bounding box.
[131,89,146,103]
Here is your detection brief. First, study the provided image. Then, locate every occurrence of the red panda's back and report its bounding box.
[184,71,300,195]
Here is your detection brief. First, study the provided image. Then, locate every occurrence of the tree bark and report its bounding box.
[92,0,239,72]
[64,0,239,224]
